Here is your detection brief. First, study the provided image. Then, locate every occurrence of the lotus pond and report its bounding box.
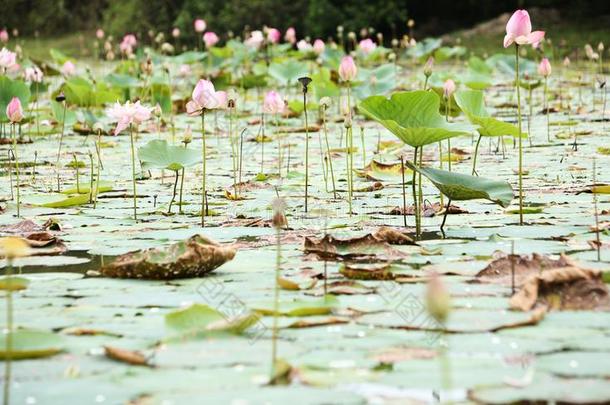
[0,12,609,405]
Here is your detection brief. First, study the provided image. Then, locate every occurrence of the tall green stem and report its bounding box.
[472,135,482,176]
[516,45,524,225]
[201,112,207,227]
[304,92,310,212]
[129,124,138,221]
[412,147,420,238]
[271,224,281,372]
[11,125,20,217]
[544,77,550,142]
[56,101,67,192]
[322,107,337,198]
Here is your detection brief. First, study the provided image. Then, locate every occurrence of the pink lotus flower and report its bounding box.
[538,57,551,77]
[203,31,219,48]
[120,34,137,55]
[443,79,456,98]
[359,38,377,55]
[172,28,180,38]
[215,91,228,109]
[313,39,325,55]
[297,40,312,53]
[61,61,76,76]
[284,27,296,44]
[338,56,357,82]
[186,79,224,115]
[503,10,545,48]
[267,28,281,44]
[263,91,284,114]
[0,47,16,71]
[107,100,152,135]
[194,19,206,33]
[24,66,43,83]
[0,29,8,43]
[245,30,264,49]
[6,96,23,123]
[96,29,105,40]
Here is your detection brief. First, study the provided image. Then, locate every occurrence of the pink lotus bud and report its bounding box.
[61,61,76,76]
[284,27,296,44]
[0,29,8,43]
[503,9,545,48]
[24,66,43,83]
[538,57,551,77]
[245,30,264,49]
[313,39,325,55]
[0,47,17,70]
[358,38,377,55]
[194,19,206,33]
[203,31,219,48]
[338,56,357,82]
[443,79,456,98]
[297,39,312,53]
[172,28,180,38]
[263,91,284,114]
[96,29,105,40]
[6,97,23,123]
[267,28,281,44]
[563,57,570,67]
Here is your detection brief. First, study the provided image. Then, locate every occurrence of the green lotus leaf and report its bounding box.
[405,161,513,207]
[358,90,474,147]
[138,140,201,172]
[454,90,525,138]
[0,329,64,360]
[0,76,31,122]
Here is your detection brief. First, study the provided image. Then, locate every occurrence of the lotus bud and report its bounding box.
[347,32,356,41]
[155,32,165,44]
[388,52,396,62]
[106,51,115,61]
[172,28,180,38]
[425,272,451,324]
[585,44,594,60]
[5,97,23,123]
[443,79,456,99]
[319,96,331,109]
[338,56,357,82]
[183,126,193,145]
[391,38,399,48]
[376,33,383,45]
[423,57,434,77]
[407,19,415,28]
[153,103,163,117]
[337,25,344,34]
[538,57,551,77]
[343,114,352,129]
[598,42,605,52]
[563,57,570,67]
[161,42,174,54]
[271,198,288,229]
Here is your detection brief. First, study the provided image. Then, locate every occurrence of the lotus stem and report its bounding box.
[8,150,13,200]
[276,114,283,179]
[412,147,420,238]
[73,154,80,194]
[544,77,550,142]
[528,86,533,147]
[56,100,67,192]
[418,146,424,234]
[346,84,353,216]
[201,112,206,226]
[593,158,601,261]
[129,124,138,221]
[168,170,179,214]
[271,216,281,375]
[515,45,524,226]
[304,91,310,213]
[88,152,94,203]
[440,198,451,238]
[10,125,20,218]
[472,135,482,176]
[445,97,452,171]
[260,112,265,176]
[360,126,366,168]
[31,151,37,183]
[322,106,337,199]
[94,130,102,209]
[400,156,407,228]
[179,169,185,214]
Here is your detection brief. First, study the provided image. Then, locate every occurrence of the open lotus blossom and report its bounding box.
[297,39,312,53]
[214,91,228,109]
[61,60,76,76]
[503,9,545,48]
[96,29,105,39]
[284,27,296,44]
[6,97,23,123]
[313,39,325,55]
[359,38,377,54]
[0,29,8,43]
[186,79,225,115]
[24,66,43,83]
[263,91,284,114]
[443,79,456,98]
[338,56,357,82]
[194,19,206,33]
[172,28,180,38]
[106,100,152,135]
[0,47,17,71]
[538,57,551,77]
[203,31,219,48]
[267,28,281,44]
[245,30,264,49]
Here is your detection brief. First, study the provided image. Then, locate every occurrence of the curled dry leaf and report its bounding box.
[101,235,236,280]
[476,253,575,287]
[510,267,610,311]
[104,345,152,367]
[373,226,416,245]
[340,262,395,280]
[388,202,468,217]
[304,232,408,262]
[0,219,65,255]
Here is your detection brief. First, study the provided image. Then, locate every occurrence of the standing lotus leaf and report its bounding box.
[101,235,236,279]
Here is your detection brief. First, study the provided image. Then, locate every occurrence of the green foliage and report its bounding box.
[0,77,31,122]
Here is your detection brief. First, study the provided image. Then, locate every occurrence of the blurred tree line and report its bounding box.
[1,0,609,40]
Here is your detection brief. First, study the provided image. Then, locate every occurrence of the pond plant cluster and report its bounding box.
[0,9,609,404]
